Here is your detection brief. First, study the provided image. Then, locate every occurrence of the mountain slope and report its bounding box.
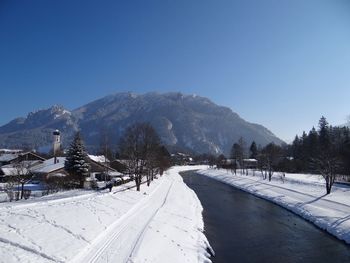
[0,92,284,154]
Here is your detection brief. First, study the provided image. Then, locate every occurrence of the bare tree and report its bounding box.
[311,153,341,194]
[262,143,282,181]
[7,160,33,200]
[119,123,161,191]
[98,127,114,181]
[257,152,268,180]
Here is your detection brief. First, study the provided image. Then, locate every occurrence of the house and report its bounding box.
[110,159,128,173]
[0,160,43,182]
[88,155,122,181]
[243,159,258,169]
[30,157,68,180]
[171,152,193,165]
[88,155,109,164]
[222,158,237,166]
[0,149,23,154]
[0,152,46,166]
[219,158,258,170]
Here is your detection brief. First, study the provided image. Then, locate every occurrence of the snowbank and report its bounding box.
[130,166,212,263]
[198,168,350,244]
[0,166,211,263]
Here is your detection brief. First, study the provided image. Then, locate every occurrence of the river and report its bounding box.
[181,170,350,263]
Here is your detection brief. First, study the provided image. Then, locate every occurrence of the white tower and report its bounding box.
[53,129,61,164]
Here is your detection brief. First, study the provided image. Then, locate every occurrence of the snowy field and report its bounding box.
[197,168,350,244]
[0,166,212,263]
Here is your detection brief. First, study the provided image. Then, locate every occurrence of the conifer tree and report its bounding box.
[249,141,258,159]
[318,116,331,152]
[65,132,90,188]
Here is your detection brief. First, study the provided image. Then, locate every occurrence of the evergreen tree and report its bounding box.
[292,135,301,159]
[65,132,90,188]
[249,141,258,159]
[318,116,331,152]
[307,127,319,158]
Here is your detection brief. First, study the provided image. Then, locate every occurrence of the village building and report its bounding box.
[0,152,46,166]
[171,152,193,165]
[88,155,122,181]
[110,159,128,173]
[0,160,43,182]
[30,157,67,180]
[0,149,23,155]
[242,159,258,169]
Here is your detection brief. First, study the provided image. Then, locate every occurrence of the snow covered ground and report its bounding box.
[0,166,211,263]
[197,168,350,244]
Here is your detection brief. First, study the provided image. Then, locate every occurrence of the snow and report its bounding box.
[0,154,18,162]
[31,157,65,174]
[88,155,109,163]
[197,168,350,244]
[0,167,29,176]
[0,165,211,263]
[1,161,42,176]
[108,171,123,177]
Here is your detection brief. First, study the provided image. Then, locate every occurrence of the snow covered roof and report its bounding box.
[0,152,45,163]
[243,159,258,162]
[47,173,66,178]
[0,153,19,162]
[1,167,29,176]
[2,160,42,168]
[31,157,66,174]
[108,171,123,177]
[0,161,43,176]
[88,155,109,163]
[114,159,129,164]
[0,149,23,154]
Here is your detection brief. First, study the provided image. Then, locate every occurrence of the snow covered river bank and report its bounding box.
[182,170,350,263]
[0,166,212,263]
[197,168,350,245]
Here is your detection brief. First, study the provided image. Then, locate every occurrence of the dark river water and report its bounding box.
[181,171,350,263]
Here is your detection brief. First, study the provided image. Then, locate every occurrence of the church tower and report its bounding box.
[53,129,61,164]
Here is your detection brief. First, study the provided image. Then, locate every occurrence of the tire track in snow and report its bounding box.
[70,177,173,263]
[127,180,174,261]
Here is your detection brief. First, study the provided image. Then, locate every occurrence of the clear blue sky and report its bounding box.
[1,0,350,142]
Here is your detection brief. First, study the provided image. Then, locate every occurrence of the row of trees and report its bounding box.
[290,116,350,194]
[64,123,171,191]
[218,116,350,194]
[118,123,171,191]
[227,137,282,181]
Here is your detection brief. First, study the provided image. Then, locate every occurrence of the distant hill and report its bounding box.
[0,92,284,155]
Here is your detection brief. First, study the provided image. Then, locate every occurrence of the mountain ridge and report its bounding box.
[0,92,284,154]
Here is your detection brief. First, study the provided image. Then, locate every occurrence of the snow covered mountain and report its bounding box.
[0,92,284,154]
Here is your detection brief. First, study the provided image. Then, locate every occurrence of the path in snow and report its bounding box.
[70,177,174,263]
[0,166,211,263]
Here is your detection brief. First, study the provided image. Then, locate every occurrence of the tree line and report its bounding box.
[215,116,350,194]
